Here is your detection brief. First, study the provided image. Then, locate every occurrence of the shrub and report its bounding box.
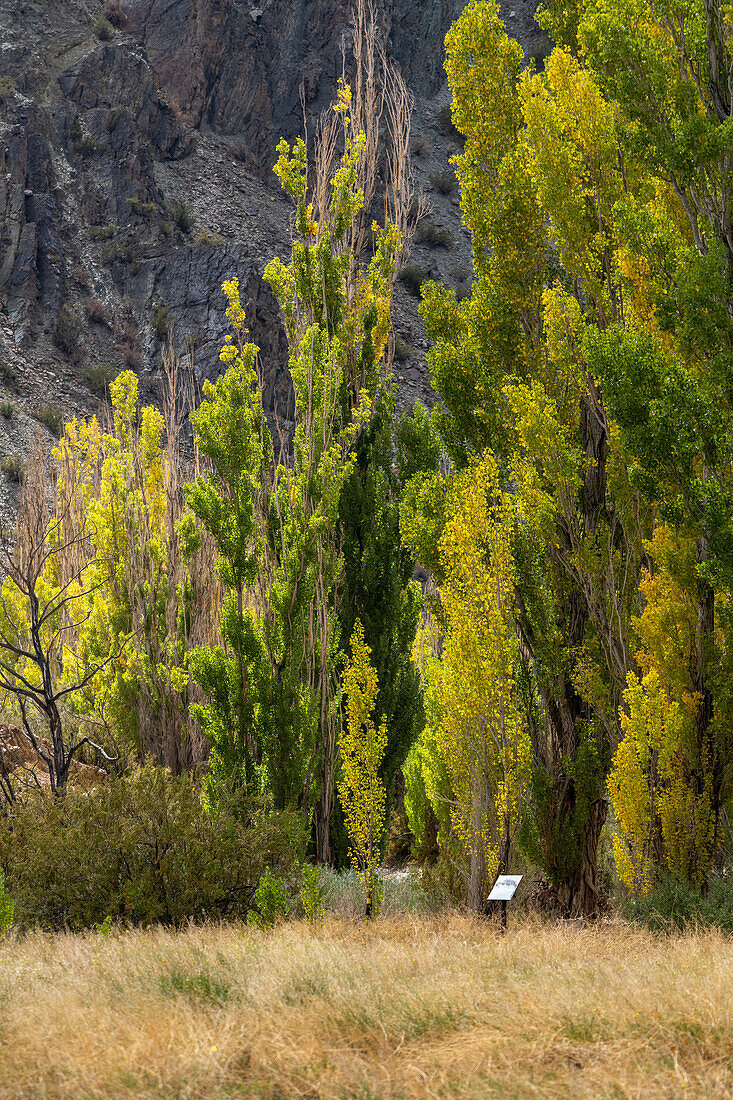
[399,264,430,298]
[75,134,102,157]
[247,867,291,929]
[101,0,125,28]
[0,401,14,418]
[231,141,249,163]
[625,872,733,933]
[300,863,325,922]
[0,362,15,385]
[118,341,142,369]
[54,305,81,355]
[33,404,64,436]
[0,767,304,930]
[416,220,453,248]
[125,197,159,219]
[152,301,172,341]
[411,134,432,158]
[393,336,412,363]
[0,455,24,483]
[117,321,142,369]
[84,297,112,325]
[94,12,115,39]
[83,361,117,397]
[437,104,461,140]
[89,225,115,241]
[429,170,459,196]
[172,200,194,234]
[0,869,13,937]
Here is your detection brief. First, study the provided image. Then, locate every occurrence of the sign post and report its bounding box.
[486,874,522,930]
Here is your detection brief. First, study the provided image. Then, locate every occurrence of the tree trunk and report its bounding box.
[314,783,332,865]
[555,796,607,917]
[468,772,490,911]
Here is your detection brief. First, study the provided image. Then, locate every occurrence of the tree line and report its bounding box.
[1,0,733,923]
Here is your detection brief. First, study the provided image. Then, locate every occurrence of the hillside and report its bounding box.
[0,0,546,524]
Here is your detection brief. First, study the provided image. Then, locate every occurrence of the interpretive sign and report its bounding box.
[487,874,522,902]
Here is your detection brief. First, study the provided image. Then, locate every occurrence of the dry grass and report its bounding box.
[1,915,732,1098]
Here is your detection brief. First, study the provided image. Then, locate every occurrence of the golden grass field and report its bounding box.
[1,914,732,1099]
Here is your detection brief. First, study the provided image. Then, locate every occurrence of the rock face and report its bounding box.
[0,0,543,519]
[124,0,463,170]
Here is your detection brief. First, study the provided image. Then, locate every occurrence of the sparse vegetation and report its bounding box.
[393,335,412,362]
[416,219,453,248]
[0,402,15,419]
[172,200,194,234]
[399,263,430,298]
[0,455,24,483]
[89,224,115,241]
[101,0,124,27]
[125,197,159,220]
[429,169,459,195]
[411,133,432,157]
[82,361,117,397]
[152,301,172,341]
[53,305,81,356]
[32,404,64,436]
[0,362,16,386]
[93,12,115,39]
[437,103,461,139]
[84,297,112,326]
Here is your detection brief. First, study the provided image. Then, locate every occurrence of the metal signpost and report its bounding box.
[487,874,522,930]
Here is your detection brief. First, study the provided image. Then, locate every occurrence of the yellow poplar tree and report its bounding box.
[338,620,387,917]
[609,526,719,894]
[430,452,531,912]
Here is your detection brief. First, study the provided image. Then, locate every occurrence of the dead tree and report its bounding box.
[0,435,121,798]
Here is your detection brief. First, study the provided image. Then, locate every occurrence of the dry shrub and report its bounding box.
[84,297,112,326]
[116,321,142,369]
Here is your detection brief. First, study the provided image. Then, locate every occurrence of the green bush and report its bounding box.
[0,401,15,418]
[83,361,117,397]
[393,336,412,363]
[0,455,24,483]
[0,362,16,385]
[172,200,194,234]
[54,305,81,355]
[0,868,14,936]
[33,404,64,436]
[152,301,172,341]
[94,12,115,39]
[625,872,733,933]
[247,866,291,929]
[89,225,115,241]
[437,104,460,138]
[0,767,304,931]
[300,863,325,922]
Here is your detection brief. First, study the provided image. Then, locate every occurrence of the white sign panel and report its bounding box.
[487,874,522,902]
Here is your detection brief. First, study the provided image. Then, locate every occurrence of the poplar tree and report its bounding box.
[338,620,388,916]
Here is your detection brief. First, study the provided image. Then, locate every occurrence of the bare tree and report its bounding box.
[0,435,121,797]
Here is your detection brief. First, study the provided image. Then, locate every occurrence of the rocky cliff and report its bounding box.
[0,0,543,521]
